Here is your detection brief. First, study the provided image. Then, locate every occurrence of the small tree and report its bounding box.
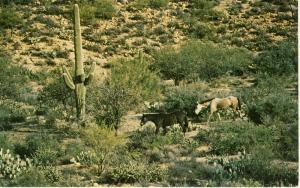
[92,52,161,133]
[152,47,197,85]
[95,82,130,135]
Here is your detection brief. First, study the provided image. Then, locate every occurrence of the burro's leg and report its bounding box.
[155,124,160,134]
[207,113,213,125]
[217,112,221,121]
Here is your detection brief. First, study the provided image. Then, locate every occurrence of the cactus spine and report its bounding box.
[63,4,96,120]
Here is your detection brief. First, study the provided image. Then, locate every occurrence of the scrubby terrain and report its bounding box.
[0,0,298,186]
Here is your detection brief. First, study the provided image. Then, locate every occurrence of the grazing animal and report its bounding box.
[195,96,241,124]
[140,111,189,135]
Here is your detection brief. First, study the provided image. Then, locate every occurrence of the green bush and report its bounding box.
[187,22,213,39]
[0,0,33,5]
[253,40,297,76]
[94,0,117,19]
[76,150,98,166]
[0,6,23,33]
[211,149,298,186]
[276,123,298,161]
[14,134,62,166]
[199,121,277,155]
[90,53,161,131]
[189,0,222,21]
[38,76,74,119]
[132,0,168,9]
[128,128,186,155]
[10,167,50,186]
[167,159,219,186]
[241,76,297,125]
[0,55,31,101]
[102,161,166,184]
[0,135,13,151]
[153,41,253,83]
[80,0,117,24]
[152,46,198,85]
[80,125,126,174]
[149,0,169,8]
[161,84,208,116]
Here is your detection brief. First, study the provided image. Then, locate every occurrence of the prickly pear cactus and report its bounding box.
[0,148,32,179]
[62,4,96,120]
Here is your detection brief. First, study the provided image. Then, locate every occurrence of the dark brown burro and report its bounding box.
[140,111,189,135]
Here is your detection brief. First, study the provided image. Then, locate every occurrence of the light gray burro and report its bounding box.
[195,96,242,124]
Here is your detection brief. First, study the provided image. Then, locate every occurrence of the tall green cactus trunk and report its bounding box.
[74,4,86,120]
[62,4,95,121]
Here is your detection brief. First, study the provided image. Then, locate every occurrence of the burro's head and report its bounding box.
[195,103,206,115]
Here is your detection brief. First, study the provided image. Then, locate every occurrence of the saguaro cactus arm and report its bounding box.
[63,73,75,90]
[62,66,75,90]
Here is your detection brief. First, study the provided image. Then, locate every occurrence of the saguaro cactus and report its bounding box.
[62,4,96,120]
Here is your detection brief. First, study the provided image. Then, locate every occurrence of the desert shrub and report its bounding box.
[0,55,31,101]
[14,165,63,185]
[132,0,168,9]
[199,121,277,155]
[149,0,169,8]
[80,3,97,24]
[14,134,62,165]
[253,40,297,76]
[241,76,297,125]
[129,128,186,151]
[189,0,222,21]
[80,0,117,24]
[0,0,33,5]
[90,54,161,131]
[0,135,13,151]
[0,6,23,34]
[10,167,50,186]
[94,0,117,19]
[187,41,252,80]
[160,84,209,116]
[131,0,150,9]
[276,123,298,161]
[102,160,166,184]
[92,82,131,133]
[80,125,126,174]
[76,150,98,166]
[153,41,253,83]
[187,22,213,39]
[38,76,74,119]
[211,149,298,186]
[167,159,220,186]
[228,2,242,15]
[110,53,161,105]
[152,46,198,85]
[33,147,61,166]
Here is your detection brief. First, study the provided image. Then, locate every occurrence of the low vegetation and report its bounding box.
[0,0,297,186]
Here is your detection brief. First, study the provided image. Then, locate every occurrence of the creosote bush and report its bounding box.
[90,53,161,131]
[253,40,297,76]
[160,84,209,116]
[153,41,252,83]
[80,0,117,24]
[241,76,297,125]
